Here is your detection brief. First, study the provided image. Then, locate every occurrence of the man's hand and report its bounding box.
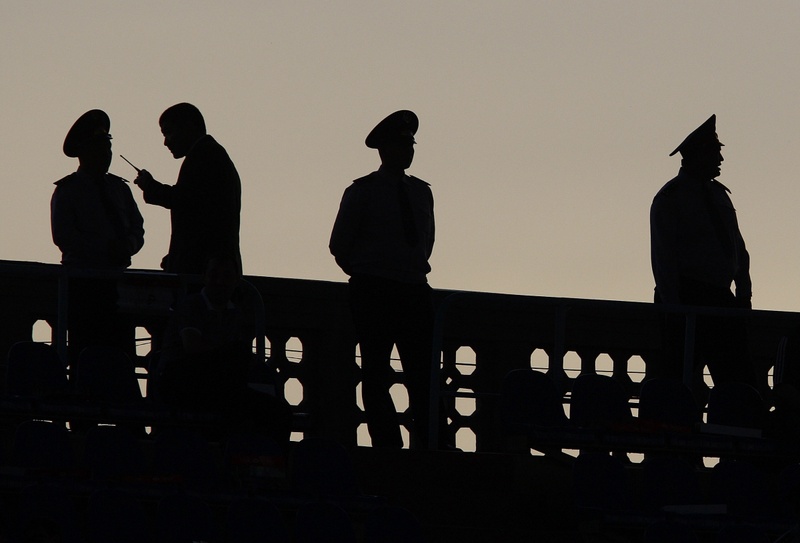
[133,169,155,190]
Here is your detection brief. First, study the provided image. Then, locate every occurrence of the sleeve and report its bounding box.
[329,184,364,275]
[50,186,91,259]
[733,229,752,306]
[122,185,145,257]
[143,140,228,209]
[426,187,435,259]
[141,178,178,209]
[50,187,72,253]
[143,147,235,239]
[650,193,681,304]
[140,155,199,210]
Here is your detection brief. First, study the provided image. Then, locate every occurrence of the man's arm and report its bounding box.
[329,185,364,276]
[650,195,681,304]
[122,184,145,257]
[50,187,92,259]
[734,234,752,308]
[134,170,177,209]
[426,187,435,259]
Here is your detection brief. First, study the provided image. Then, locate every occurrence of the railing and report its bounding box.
[429,292,800,451]
[1,260,799,452]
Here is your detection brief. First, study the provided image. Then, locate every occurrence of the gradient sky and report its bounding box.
[3,1,800,311]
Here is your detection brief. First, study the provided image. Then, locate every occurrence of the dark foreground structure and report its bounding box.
[1,260,799,542]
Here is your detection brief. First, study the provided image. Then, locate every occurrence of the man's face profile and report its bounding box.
[380,139,415,171]
[689,144,724,179]
[80,130,113,173]
[160,120,192,159]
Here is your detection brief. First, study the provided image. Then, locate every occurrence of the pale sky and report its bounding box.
[3,1,800,310]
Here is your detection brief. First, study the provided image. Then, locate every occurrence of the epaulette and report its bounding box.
[352,172,381,185]
[712,180,732,194]
[106,173,130,184]
[53,172,78,186]
[408,175,430,187]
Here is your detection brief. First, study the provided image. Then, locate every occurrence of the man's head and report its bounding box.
[366,110,418,171]
[670,114,724,179]
[63,109,113,174]
[159,103,206,159]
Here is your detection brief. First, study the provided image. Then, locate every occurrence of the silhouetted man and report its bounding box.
[650,114,756,386]
[51,109,145,362]
[330,110,437,449]
[134,103,242,275]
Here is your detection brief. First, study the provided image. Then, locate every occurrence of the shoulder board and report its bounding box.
[655,176,682,195]
[712,180,732,194]
[53,172,78,186]
[352,172,381,184]
[408,175,430,187]
[106,173,129,184]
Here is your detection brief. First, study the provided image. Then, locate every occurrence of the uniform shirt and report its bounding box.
[650,168,751,305]
[329,168,435,284]
[51,170,145,269]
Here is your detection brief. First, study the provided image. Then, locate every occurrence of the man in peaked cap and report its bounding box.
[330,110,440,449]
[52,109,144,268]
[650,114,756,388]
[51,109,145,363]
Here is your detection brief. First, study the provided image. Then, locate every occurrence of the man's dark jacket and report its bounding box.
[143,135,241,274]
